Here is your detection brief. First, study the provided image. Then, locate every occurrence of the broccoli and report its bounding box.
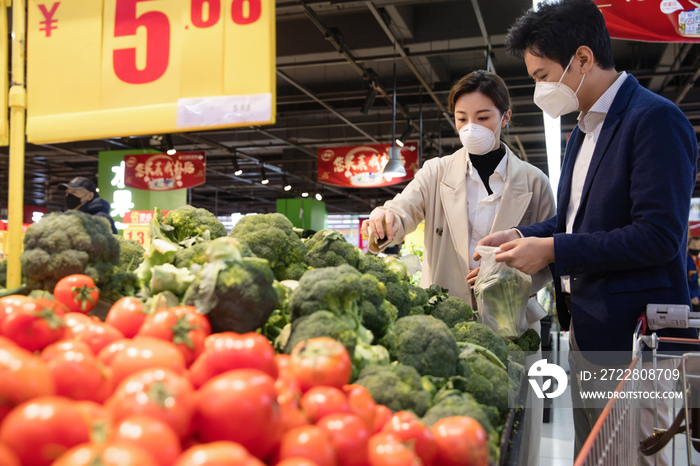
[162,205,228,243]
[20,210,120,291]
[355,364,432,416]
[0,259,5,288]
[426,284,450,309]
[99,271,139,303]
[511,328,541,352]
[284,310,358,356]
[229,213,307,281]
[430,296,474,328]
[150,263,195,296]
[174,241,210,269]
[407,284,429,315]
[452,321,511,367]
[382,315,460,378]
[358,254,412,318]
[303,230,360,269]
[358,274,397,341]
[352,342,391,376]
[456,344,509,417]
[383,256,411,281]
[183,237,278,334]
[113,235,145,273]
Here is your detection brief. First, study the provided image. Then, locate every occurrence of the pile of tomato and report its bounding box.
[0,274,489,466]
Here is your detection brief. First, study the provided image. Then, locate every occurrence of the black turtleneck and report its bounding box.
[470,146,506,196]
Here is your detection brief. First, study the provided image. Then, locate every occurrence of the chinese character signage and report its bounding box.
[124,152,206,191]
[26,0,276,144]
[594,0,700,42]
[317,143,418,188]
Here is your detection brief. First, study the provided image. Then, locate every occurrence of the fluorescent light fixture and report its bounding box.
[382,145,406,178]
[543,112,561,202]
[315,193,323,201]
[302,192,309,198]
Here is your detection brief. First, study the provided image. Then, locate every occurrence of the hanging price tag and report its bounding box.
[26,0,275,144]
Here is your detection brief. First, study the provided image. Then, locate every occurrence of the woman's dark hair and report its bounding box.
[448,70,522,158]
[505,0,615,70]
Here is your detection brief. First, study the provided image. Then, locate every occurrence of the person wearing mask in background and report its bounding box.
[476,1,698,463]
[361,69,555,465]
[688,237,700,312]
[59,176,117,234]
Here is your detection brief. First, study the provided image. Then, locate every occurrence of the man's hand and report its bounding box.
[362,210,398,242]
[692,297,699,305]
[473,229,521,262]
[493,237,555,275]
[466,267,480,285]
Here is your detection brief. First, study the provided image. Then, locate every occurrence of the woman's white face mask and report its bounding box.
[459,114,504,155]
[533,55,585,119]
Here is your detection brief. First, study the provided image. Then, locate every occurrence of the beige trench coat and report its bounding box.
[374,145,556,308]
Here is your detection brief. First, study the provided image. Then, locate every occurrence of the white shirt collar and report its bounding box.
[577,71,628,134]
[465,144,509,183]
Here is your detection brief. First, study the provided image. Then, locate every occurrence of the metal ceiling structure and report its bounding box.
[2,0,700,216]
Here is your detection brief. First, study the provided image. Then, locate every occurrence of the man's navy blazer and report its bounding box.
[518,75,699,353]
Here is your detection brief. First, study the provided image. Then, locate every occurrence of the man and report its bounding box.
[477,0,697,462]
[59,176,117,234]
[688,237,700,311]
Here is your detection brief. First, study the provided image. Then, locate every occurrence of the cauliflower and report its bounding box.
[21,210,119,290]
[230,213,307,281]
[162,205,228,243]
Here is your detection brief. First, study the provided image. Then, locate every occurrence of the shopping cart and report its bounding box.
[574,305,700,466]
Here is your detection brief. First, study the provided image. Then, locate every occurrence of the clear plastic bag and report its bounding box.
[473,245,531,338]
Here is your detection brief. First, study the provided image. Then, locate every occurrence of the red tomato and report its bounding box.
[195,369,280,459]
[317,413,370,466]
[138,308,207,366]
[52,443,159,466]
[44,349,113,403]
[54,274,100,313]
[41,339,94,361]
[300,386,349,423]
[110,414,181,466]
[0,443,20,466]
[66,320,125,355]
[98,336,186,386]
[343,384,377,432]
[34,297,69,316]
[372,406,392,434]
[0,295,31,327]
[290,338,351,392]
[279,399,310,434]
[1,299,66,351]
[74,400,111,434]
[171,306,211,336]
[381,412,437,466]
[275,355,302,407]
[431,416,489,466]
[63,312,95,329]
[173,441,266,466]
[279,425,337,466]
[368,432,421,466]
[107,368,195,440]
[0,344,55,417]
[105,297,147,338]
[0,396,91,466]
[277,458,322,466]
[188,332,277,388]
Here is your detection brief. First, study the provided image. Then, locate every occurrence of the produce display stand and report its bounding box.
[498,369,529,465]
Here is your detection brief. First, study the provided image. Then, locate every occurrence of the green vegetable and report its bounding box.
[352,342,391,376]
[452,321,511,367]
[383,256,411,281]
[358,274,397,341]
[0,259,6,288]
[230,213,307,281]
[162,205,228,243]
[426,284,450,308]
[150,263,195,296]
[174,241,210,269]
[20,210,120,291]
[381,315,460,378]
[113,235,145,273]
[430,296,474,328]
[183,237,278,334]
[456,344,509,417]
[407,284,430,316]
[355,364,432,417]
[511,328,541,352]
[99,271,139,303]
[284,310,358,356]
[358,254,412,318]
[303,230,360,269]
[473,261,531,338]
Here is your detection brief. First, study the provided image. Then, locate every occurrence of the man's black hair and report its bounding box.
[505,0,615,70]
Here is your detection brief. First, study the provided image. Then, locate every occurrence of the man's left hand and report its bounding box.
[494,237,555,275]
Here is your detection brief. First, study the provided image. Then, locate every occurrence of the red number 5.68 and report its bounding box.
[114,0,262,85]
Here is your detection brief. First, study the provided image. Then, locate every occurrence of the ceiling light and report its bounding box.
[397,124,413,146]
[260,165,269,185]
[232,158,243,176]
[315,193,323,201]
[360,85,377,115]
[164,135,176,155]
[302,192,309,197]
[382,145,406,178]
[283,175,292,191]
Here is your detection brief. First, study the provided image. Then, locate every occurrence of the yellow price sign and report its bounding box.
[123,224,152,249]
[26,0,275,144]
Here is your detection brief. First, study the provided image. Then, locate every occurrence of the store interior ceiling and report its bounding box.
[3,0,700,216]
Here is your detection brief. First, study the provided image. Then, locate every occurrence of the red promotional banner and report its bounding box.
[595,0,700,42]
[317,143,418,188]
[124,152,206,191]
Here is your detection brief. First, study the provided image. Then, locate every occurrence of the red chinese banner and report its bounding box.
[595,0,700,42]
[121,210,171,225]
[317,143,418,188]
[124,152,206,191]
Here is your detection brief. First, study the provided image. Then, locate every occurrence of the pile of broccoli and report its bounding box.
[162,205,228,243]
[430,296,474,328]
[355,364,432,416]
[303,230,361,269]
[358,254,427,318]
[20,210,120,291]
[230,213,307,281]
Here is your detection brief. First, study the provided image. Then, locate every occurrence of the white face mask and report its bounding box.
[459,114,504,156]
[533,55,585,119]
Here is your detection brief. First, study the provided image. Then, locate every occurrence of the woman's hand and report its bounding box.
[466,267,480,285]
[363,210,398,242]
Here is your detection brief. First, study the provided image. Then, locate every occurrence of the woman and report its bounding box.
[362,70,555,465]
